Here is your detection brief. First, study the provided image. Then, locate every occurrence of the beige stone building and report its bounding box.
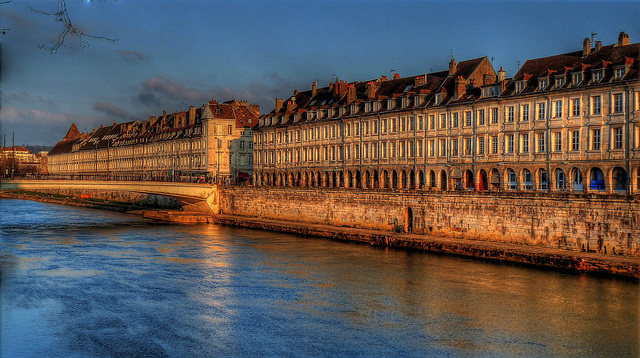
[48,99,259,183]
[254,32,640,194]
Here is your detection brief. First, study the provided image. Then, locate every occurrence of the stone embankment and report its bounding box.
[212,214,640,280]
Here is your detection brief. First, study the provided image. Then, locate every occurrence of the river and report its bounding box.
[0,199,637,357]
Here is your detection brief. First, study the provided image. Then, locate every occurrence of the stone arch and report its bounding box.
[401,170,407,189]
[589,167,605,191]
[347,170,353,188]
[571,168,583,192]
[339,171,344,188]
[429,170,436,189]
[464,169,475,189]
[439,170,447,190]
[373,170,380,189]
[316,171,322,187]
[554,168,566,191]
[365,170,371,189]
[536,168,549,191]
[521,168,533,190]
[478,169,488,191]
[355,170,362,188]
[332,171,338,188]
[409,170,416,189]
[506,168,517,190]
[611,167,628,193]
[392,170,398,189]
[490,168,500,191]
[418,170,425,189]
[383,170,390,189]
[304,172,310,187]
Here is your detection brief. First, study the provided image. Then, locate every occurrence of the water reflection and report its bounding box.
[0,199,638,357]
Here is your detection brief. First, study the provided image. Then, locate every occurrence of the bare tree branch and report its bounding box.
[29,0,118,53]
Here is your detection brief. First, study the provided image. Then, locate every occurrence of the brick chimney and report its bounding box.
[497,67,506,82]
[366,81,377,100]
[616,31,630,46]
[393,73,400,79]
[336,80,347,97]
[312,82,317,97]
[449,59,457,76]
[455,76,465,100]
[173,113,179,129]
[188,106,196,125]
[286,96,296,112]
[347,84,356,103]
[329,81,334,92]
[275,98,283,112]
[249,103,260,116]
[583,37,591,57]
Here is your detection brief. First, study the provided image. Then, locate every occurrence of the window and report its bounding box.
[491,136,499,154]
[614,93,624,113]
[516,81,525,93]
[429,115,435,129]
[391,118,397,132]
[573,72,583,85]
[507,106,514,123]
[439,139,446,156]
[571,98,580,117]
[451,139,459,156]
[381,119,387,133]
[592,96,601,115]
[554,100,562,118]
[478,109,485,125]
[428,140,435,157]
[615,67,626,79]
[465,138,473,155]
[521,133,529,153]
[539,78,548,90]
[418,116,424,130]
[537,102,546,121]
[507,134,514,153]
[591,128,601,150]
[571,131,580,151]
[537,133,546,152]
[556,77,565,88]
[554,132,562,151]
[478,137,485,155]
[452,113,459,128]
[465,111,472,126]
[440,114,447,129]
[401,117,406,131]
[522,104,529,122]
[491,108,499,124]
[614,127,623,149]
[593,70,603,83]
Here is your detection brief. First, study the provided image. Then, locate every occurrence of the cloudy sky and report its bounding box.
[1,0,639,146]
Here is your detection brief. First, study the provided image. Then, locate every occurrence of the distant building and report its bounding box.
[48,99,259,183]
[253,32,639,194]
[0,146,41,177]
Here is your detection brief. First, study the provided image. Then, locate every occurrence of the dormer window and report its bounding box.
[387,99,395,110]
[592,70,603,83]
[572,72,583,86]
[434,93,442,105]
[364,102,371,112]
[490,86,500,97]
[414,94,422,106]
[293,114,299,123]
[372,101,379,111]
[350,104,357,114]
[538,78,548,91]
[614,67,626,80]
[555,76,565,89]
[515,81,525,94]
[401,97,408,108]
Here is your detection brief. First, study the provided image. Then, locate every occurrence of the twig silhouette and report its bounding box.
[29,0,118,53]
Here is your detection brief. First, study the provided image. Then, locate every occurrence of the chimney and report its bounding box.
[347,84,356,103]
[583,37,591,57]
[393,73,400,79]
[483,73,494,86]
[173,113,179,129]
[366,81,377,100]
[249,103,260,116]
[312,82,317,97]
[287,97,296,112]
[595,40,602,51]
[616,31,630,47]
[188,106,196,125]
[163,110,167,119]
[414,75,426,86]
[336,80,348,97]
[275,98,283,112]
[150,116,157,126]
[497,67,506,82]
[329,81,334,92]
[455,76,465,100]
[380,75,388,81]
[449,59,457,76]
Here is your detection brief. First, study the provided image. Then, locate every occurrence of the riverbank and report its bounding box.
[211,214,640,280]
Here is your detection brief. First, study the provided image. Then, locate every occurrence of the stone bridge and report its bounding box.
[0,180,219,214]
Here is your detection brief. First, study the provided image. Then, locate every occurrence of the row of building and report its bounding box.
[48,32,640,193]
[0,146,46,177]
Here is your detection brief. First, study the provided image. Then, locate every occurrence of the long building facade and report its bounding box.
[253,32,640,194]
[48,99,259,183]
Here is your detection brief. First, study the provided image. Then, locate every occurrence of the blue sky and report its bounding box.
[1,0,639,146]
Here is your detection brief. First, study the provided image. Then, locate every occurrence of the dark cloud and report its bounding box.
[137,92,161,108]
[3,91,56,109]
[93,102,133,120]
[117,50,146,63]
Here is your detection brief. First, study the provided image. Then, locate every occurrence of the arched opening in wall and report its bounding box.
[409,170,416,189]
[304,172,309,187]
[439,170,447,190]
[365,171,371,189]
[296,172,301,187]
[419,170,425,189]
[383,170,390,189]
[478,169,488,191]
[554,169,566,191]
[571,168,583,192]
[332,171,338,188]
[288,172,294,186]
[339,171,344,188]
[347,171,353,188]
[612,167,627,193]
[636,168,640,193]
[270,173,275,186]
[316,171,321,187]
[589,167,605,191]
[507,168,517,190]
[406,207,414,233]
[522,169,533,190]
[464,169,475,190]
[429,170,436,189]
[401,170,407,189]
[490,168,500,191]
[373,170,380,189]
[355,171,362,189]
[392,170,398,189]
[538,169,549,191]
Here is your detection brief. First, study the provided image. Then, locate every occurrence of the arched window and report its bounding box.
[523,169,533,190]
[507,169,517,190]
[555,169,566,191]
[589,168,605,191]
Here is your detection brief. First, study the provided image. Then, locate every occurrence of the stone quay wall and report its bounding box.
[217,186,640,257]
